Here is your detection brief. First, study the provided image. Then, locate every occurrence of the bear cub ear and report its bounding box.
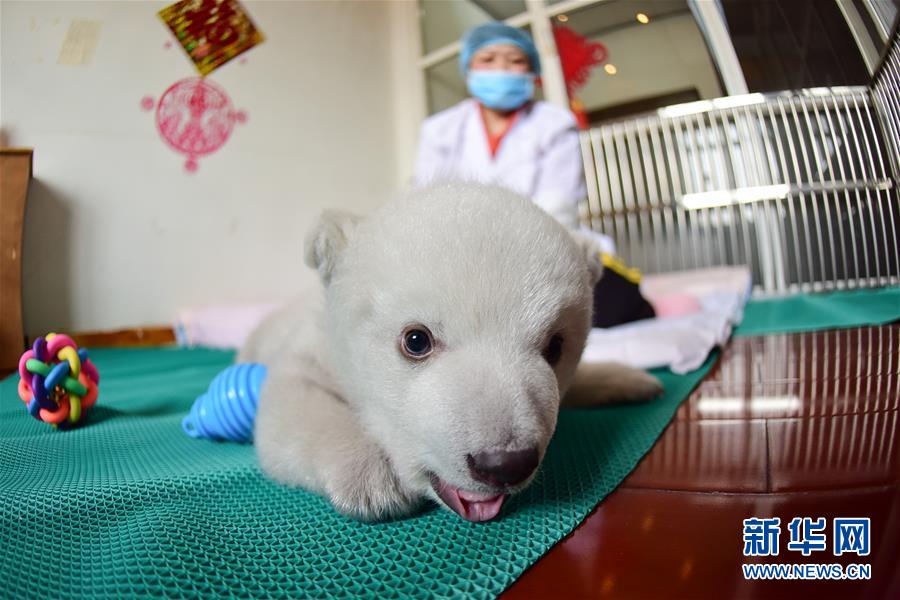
[304,210,362,286]
[569,231,605,286]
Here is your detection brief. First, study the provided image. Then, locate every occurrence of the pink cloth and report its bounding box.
[640,266,753,303]
[650,292,703,318]
[642,266,754,319]
[175,301,285,349]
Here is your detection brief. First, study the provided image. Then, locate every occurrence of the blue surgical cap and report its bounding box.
[459,22,541,76]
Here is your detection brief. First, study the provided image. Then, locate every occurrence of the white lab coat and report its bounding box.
[413,99,586,230]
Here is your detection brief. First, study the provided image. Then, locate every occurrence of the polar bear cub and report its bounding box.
[239,183,662,522]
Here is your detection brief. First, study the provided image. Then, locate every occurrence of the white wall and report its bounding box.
[1,0,416,336]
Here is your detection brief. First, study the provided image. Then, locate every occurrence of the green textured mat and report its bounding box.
[0,347,714,598]
[736,286,900,337]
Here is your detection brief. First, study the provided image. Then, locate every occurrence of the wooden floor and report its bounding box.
[504,324,899,599]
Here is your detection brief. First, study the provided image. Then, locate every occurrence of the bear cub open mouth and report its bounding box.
[430,474,507,522]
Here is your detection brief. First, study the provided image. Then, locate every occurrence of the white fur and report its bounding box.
[241,182,662,521]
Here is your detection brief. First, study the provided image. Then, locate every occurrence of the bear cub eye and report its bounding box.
[543,333,564,366]
[400,326,434,360]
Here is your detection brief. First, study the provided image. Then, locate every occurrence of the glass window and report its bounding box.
[843,0,900,71]
[419,0,526,55]
[555,0,724,125]
[720,0,871,92]
[857,0,899,41]
[425,55,467,115]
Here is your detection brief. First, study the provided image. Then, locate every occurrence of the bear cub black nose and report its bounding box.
[466,447,539,487]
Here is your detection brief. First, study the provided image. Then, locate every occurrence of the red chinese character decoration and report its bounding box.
[553,26,608,129]
[159,0,264,76]
[142,78,247,172]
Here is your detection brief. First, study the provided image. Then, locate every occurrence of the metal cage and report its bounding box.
[580,30,900,297]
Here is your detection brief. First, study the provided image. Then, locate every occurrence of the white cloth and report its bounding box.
[581,267,753,374]
[414,99,586,230]
[576,226,617,256]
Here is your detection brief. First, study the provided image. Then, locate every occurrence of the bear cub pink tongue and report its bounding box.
[433,478,506,522]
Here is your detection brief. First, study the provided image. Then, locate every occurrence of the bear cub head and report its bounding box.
[306,183,603,521]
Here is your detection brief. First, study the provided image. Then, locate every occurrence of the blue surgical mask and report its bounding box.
[467,71,535,111]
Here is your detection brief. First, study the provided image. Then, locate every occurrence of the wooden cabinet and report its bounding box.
[1,148,32,374]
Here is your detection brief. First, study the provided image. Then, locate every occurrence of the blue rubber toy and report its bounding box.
[182,363,267,443]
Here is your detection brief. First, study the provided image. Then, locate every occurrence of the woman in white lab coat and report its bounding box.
[413,22,585,230]
[413,23,657,328]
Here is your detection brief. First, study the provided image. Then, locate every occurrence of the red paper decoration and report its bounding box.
[159,0,264,77]
[553,25,609,97]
